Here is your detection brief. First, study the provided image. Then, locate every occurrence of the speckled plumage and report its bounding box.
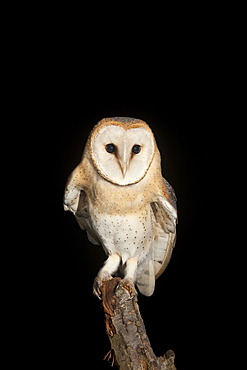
[64,117,177,296]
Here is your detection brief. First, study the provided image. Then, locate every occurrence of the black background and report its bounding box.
[9,15,238,369]
[34,73,223,369]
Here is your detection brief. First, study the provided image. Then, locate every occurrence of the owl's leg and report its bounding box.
[93,254,121,299]
[125,257,138,281]
[118,257,138,298]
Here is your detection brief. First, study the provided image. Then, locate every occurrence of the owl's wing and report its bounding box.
[63,167,82,214]
[64,166,100,245]
[136,178,177,296]
[151,178,177,278]
[75,190,100,245]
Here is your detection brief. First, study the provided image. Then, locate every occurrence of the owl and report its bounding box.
[64,117,177,297]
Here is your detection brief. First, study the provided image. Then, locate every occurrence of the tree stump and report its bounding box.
[101,277,177,370]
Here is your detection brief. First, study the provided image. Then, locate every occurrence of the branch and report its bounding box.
[101,277,177,370]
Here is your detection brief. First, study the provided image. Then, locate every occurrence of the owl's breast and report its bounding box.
[87,189,154,263]
[89,177,154,213]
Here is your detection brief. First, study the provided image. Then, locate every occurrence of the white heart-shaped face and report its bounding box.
[90,124,155,185]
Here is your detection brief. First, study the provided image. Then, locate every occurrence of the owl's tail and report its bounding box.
[135,258,156,297]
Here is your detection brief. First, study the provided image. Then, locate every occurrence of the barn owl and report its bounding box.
[64,117,177,297]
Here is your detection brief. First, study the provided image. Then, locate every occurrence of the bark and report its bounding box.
[101,277,177,370]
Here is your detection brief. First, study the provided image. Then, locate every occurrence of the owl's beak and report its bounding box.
[119,160,127,178]
[118,143,129,178]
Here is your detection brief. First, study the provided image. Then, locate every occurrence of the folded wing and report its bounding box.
[136,178,177,296]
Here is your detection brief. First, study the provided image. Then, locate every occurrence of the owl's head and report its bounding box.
[88,117,157,186]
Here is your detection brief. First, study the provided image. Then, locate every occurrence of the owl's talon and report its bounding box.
[93,273,113,299]
[93,284,102,300]
[116,278,138,299]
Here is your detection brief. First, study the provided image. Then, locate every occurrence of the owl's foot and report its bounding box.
[93,272,113,299]
[116,278,138,300]
[93,254,121,299]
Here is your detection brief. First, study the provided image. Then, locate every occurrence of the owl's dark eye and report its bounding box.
[132,144,141,154]
[105,143,116,153]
